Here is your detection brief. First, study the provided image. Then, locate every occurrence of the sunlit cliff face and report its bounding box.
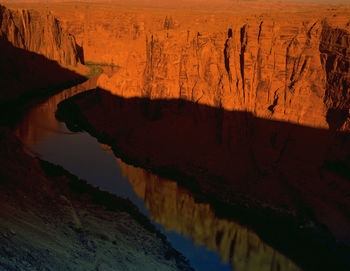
[6,2,349,131]
[116,157,301,271]
[0,5,82,66]
[96,13,350,131]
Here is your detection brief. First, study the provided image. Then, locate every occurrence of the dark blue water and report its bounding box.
[14,80,302,271]
[14,83,232,271]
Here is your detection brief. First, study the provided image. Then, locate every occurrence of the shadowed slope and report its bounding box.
[0,4,86,108]
[0,39,85,106]
[0,127,193,271]
[56,88,350,271]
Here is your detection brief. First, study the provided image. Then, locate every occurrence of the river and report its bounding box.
[13,77,300,271]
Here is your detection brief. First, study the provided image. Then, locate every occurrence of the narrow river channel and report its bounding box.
[13,77,300,271]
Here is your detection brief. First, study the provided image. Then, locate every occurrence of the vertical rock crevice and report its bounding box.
[224,28,232,80]
[320,21,350,130]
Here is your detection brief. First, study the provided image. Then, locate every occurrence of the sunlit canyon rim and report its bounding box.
[0,1,350,271]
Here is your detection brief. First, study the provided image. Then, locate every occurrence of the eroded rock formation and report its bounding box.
[12,2,349,130]
[0,4,82,65]
[0,4,86,105]
[97,13,350,131]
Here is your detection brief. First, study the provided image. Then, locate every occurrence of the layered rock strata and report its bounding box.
[0,4,82,66]
[97,13,350,130]
[0,4,86,105]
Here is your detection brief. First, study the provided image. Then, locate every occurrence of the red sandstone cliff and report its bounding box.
[0,4,82,66]
[97,12,350,131]
[0,4,86,105]
[11,2,348,130]
[51,4,350,248]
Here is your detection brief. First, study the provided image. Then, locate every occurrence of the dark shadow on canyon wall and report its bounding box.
[76,43,85,65]
[56,88,350,271]
[0,38,86,126]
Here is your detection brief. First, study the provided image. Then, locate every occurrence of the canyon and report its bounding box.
[8,1,350,129]
[0,3,193,271]
[1,1,350,271]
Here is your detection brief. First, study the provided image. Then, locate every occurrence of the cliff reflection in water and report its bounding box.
[14,77,98,148]
[116,157,300,271]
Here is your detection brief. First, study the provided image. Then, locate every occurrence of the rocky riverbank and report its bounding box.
[0,127,193,271]
[56,88,350,271]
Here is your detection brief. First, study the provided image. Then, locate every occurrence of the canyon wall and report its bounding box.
[0,4,85,105]
[11,2,349,130]
[96,12,350,131]
[46,3,350,269]
[53,3,350,247]
[0,4,82,66]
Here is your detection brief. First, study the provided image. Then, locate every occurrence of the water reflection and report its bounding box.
[117,158,301,271]
[14,77,98,147]
[13,78,300,271]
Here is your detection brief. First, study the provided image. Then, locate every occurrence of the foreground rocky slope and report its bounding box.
[0,127,192,271]
[0,4,86,105]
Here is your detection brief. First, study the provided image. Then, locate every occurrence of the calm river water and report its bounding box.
[13,78,300,271]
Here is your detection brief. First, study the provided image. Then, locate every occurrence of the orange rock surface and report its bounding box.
[7,1,350,129]
[36,0,349,247]
[0,4,86,105]
[95,10,349,130]
[0,4,83,66]
[9,1,348,130]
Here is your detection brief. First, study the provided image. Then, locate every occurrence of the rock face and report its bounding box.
[53,7,350,267]
[0,4,85,105]
[0,4,82,66]
[12,2,349,130]
[97,12,350,131]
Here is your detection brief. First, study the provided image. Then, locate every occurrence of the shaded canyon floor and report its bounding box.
[56,88,350,271]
